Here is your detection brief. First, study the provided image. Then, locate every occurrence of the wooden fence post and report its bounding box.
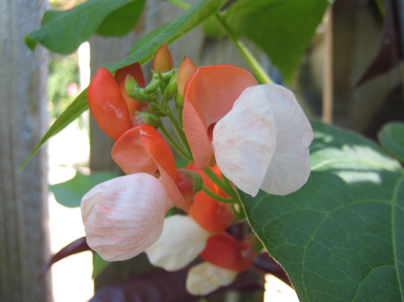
[0,0,52,301]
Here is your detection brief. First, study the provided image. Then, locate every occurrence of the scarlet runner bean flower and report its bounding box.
[183,65,313,196]
[145,163,234,271]
[81,124,195,261]
[87,63,148,140]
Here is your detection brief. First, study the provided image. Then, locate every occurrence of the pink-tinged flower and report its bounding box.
[81,173,173,261]
[183,65,313,196]
[87,63,148,140]
[186,233,256,295]
[111,124,192,213]
[146,164,234,271]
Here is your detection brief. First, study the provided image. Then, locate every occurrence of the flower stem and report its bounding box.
[202,186,234,203]
[166,107,193,158]
[214,13,273,84]
[165,0,190,10]
[176,104,183,128]
[160,124,192,161]
[203,167,237,200]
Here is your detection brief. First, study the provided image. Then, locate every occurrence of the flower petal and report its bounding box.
[87,67,132,140]
[112,124,190,213]
[213,84,313,196]
[145,215,211,271]
[183,65,258,169]
[114,62,148,117]
[200,233,255,272]
[81,173,171,261]
[187,163,233,233]
[186,262,238,296]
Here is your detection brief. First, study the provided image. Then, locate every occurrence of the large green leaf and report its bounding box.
[240,120,404,301]
[378,121,404,163]
[222,0,329,82]
[20,89,89,170]
[105,0,226,71]
[25,0,143,54]
[49,170,118,208]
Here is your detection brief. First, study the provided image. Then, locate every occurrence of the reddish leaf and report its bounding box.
[90,263,263,302]
[39,237,91,278]
[356,0,402,86]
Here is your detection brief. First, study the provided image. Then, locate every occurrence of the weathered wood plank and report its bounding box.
[0,0,52,301]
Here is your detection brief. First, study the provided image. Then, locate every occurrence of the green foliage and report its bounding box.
[240,120,404,301]
[105,0,226,71]
[25,0,145,54]
[221,0,328,82]
[20,89,89,170]
[95,0,146,37]
[378,121,404,163]
[92,253,111,279]
[49,170,118,208]
[48,54,79,118]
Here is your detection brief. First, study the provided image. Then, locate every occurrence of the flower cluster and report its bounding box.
[82,43,313,295]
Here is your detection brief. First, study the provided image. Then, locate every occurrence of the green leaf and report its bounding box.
[49,170,118,208]
[95,0,146,37]
[25,0,141,54]
[92,253,111,279]
[105,0,226,72]
[223,0,329,82]
[20,89,89,170]
[240,120,404,301]
[378,121,404,163]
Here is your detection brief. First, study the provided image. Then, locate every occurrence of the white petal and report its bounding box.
[145,215,211,271]
[213,84,313,196]
[81,173,171,261]
[257,84,313,195]
[186,262,238,296]
[213,85,276,196]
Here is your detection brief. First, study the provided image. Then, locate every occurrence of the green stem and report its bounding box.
[160,124,192,161]
[202,186,234,203]
[165,0,190,10]
[166,107,193,158]
[203,167,236,199]
[221,171,234,193]
[177,104,183,128]
[215,13,273,84]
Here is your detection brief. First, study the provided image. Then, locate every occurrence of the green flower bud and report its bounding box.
[184,169,203,194]
[125,75,155,102]
[144,79,160,95]
[163,70,178,100]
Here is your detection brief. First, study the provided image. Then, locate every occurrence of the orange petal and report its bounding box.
[88,67,132,140]
[177,55,196,97]
[200,233,255,272]
[153,42,174,73]
[115,63,148,117]
[188,163,232,233]
[111,126,158,175]
[112,125,190,213]
[139,124,190,213]
[183,65,258,169]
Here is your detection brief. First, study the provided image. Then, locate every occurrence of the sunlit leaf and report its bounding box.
[49,170,118,208]
[25,0,143,54]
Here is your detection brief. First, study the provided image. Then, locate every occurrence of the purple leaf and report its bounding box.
[38,236,91,279]
[356,0,402,86]
[90,263,263,302]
